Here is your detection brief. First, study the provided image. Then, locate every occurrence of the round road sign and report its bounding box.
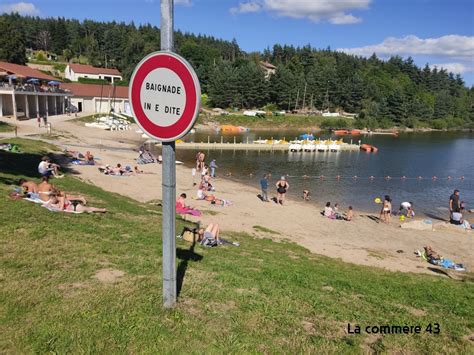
[129,51,201,142]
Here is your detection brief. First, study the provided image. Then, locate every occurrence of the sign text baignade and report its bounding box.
[143,82,183,115]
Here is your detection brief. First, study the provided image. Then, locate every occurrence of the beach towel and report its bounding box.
[400,220,433,231]
[71,159,95,165]
[176,207,202,217]
[24,196,45,204]
[41,205,84,214]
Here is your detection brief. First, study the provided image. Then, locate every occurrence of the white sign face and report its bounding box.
[140,68,186,127]
[129,51,201,142]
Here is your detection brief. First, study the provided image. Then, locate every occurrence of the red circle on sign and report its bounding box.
[130,52,199,141]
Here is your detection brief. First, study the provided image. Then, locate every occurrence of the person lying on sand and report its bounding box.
[45,193,106,213]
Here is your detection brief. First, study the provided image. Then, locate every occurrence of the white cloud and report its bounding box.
[430,63,474,74]
[230,0,370,24]
[337,35,474,59]
[0,2,39,15]
[230,2,261,14]
[329,13,362,24]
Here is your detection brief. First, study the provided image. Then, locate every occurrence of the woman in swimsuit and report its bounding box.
[380,195,392,223]
[276,176,289,205]
[46,193,106,213]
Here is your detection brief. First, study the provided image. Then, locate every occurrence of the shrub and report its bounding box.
[431,119,448,130]
[78,77,109,85]
[320,118,352,129]
[36,51,46,61]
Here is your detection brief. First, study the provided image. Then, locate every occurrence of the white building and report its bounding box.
[65,64,122,84]
[61,83,129,114]
[0,62,71,120]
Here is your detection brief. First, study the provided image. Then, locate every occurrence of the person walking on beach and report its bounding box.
[276,176,289,205]
[210,159,218,178]
[260,174,269,202]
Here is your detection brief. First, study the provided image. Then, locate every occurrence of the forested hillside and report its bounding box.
[1,13,473,128]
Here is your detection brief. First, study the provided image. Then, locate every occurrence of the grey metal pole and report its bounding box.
[161,0,177,309]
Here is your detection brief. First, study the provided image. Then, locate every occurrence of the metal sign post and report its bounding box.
[129,0,200,309]
[161,0,176,308]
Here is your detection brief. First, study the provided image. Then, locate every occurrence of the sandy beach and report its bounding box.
[2,114,473,274]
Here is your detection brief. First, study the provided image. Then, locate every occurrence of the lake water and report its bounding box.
[154,130,474,216]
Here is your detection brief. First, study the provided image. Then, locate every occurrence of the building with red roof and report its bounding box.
[65,63,123,83]
[61,83,129,114]
[0,61,71,120]
[0,61,57,81]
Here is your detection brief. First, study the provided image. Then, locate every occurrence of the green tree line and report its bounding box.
[0,13,473,128]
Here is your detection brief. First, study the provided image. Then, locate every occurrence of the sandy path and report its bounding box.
[2,115,473,274]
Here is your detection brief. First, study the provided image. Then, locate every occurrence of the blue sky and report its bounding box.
[1,0,473,85]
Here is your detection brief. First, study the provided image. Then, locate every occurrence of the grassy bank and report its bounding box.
[1,138,473,353]
[198,114,329,129]
[0,121,15,133]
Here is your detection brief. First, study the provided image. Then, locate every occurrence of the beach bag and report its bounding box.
[182,230,197,243]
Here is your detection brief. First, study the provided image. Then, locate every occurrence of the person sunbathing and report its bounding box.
[112,163,125,175]
[176,193,202,216]
[37,176,86,204]
[197,223,220,246]
[84,151,94,162]
[37,176,54,202]
[345,206,354,221]
[19,179,38,195]
[45,193,106,213]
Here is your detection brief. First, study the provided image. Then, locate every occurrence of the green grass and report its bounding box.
[1,138,473,353]
[198,113,326,129]
[0,121,15,133]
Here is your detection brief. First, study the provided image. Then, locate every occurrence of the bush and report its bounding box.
[78,77,109,85]
[36,51,46,61]
[355,117,379,130]
[431,119,448,130]
[320,118,352,129]
[446,117,465,129]
[201,93,209,107]
[114,80,129,87]
[263,103,278,112]
[378,118,394,129]
[53,63,66,72]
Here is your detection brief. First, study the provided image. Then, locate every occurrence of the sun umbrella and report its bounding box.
[47,80,61,86]
[27,78,40,84]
